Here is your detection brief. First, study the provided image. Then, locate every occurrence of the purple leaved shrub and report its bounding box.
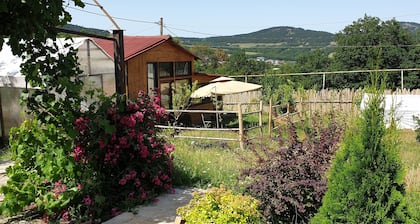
[239,113,343,223]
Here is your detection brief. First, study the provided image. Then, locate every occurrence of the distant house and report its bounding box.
[93,35,201,108]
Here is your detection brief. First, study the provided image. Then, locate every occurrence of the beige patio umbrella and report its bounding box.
[190,80,262,98]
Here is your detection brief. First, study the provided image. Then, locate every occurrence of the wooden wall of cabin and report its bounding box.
[126,41,196,100]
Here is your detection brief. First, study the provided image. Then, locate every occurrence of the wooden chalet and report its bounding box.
[94,35,210,109]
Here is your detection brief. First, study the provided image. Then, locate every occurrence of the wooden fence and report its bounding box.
[294,88,361,116]
[269,88,420,137]
[157,101,263,150]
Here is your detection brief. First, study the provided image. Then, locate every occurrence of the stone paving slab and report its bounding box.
[103,187,196,224]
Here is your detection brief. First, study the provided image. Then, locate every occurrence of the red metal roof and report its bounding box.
[93,35,196,61]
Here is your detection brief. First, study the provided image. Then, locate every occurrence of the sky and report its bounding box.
[66,0,420,38]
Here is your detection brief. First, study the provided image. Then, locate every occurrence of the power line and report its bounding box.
[67,6,159,25]
[164,25,218,37]
[66,4,220,36]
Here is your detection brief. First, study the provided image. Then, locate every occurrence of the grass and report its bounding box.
[398,129,420,220]
[169,129,251,189]
[0,145,11,162]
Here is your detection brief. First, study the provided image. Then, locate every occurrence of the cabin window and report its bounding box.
[147,63,158,95]
[160,82,171,109]
[175,62,191,76]
[148,62,193,109]
[159,62,173,78]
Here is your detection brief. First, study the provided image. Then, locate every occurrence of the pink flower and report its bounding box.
[134,111,144,122]
[119,178,127,186]
[111,208,121,217]
[164,144,175,154]
[120,115,136,128]
[128,170,137,179]
[141,191,147,200]
[137,133,144,143]
[134,178,141,187]
[77,183,83,190]
[73,146,85,162]
[152,176,162,186]
[160,174,170,181]
[127,103,140,111]
[104,151,119,164]
[140,145,149,158]
[128,191,135,199]
[74,117,89,132]
[42,213,50,223]
[83,195,94,206]
[119,136,129,148]
[61,210,69,222]
[53,181,67,199]
[99,141,106,150]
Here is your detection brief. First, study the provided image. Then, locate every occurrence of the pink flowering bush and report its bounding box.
[72,91,174,220]
[0,91,174,222]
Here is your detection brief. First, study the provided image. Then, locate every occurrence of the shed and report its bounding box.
[93,35,199,109]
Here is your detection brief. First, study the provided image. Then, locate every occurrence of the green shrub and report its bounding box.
[177,185,263,224]
[413,115,420,142]
[1,119,80,221]
[311,87,412,223]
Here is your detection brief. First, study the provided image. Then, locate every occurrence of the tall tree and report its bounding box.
[311,77,412,223]
[189,44,227,73]
[223,50,267,76]
[294,49,331,89]
[332,15,415,89]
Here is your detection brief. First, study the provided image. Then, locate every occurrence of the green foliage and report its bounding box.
[223,50,267,75]
[413,115,420,142]
[332,15,416,89]
[0,0,84,52]
[172,81,198,124]
[1,0,87,132]
[311,79,412,223]
[177,185,263,224]
[189,44,228,73]
[1,119,80,220]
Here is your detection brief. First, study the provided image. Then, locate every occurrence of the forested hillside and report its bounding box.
[181,26,335,61]
[180,22,420,61]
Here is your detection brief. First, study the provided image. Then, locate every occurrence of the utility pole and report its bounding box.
[160,17,163,35]
[92,0,121,30]
[113,30,126,95]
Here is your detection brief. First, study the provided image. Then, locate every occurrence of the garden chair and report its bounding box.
[201,114,212,128]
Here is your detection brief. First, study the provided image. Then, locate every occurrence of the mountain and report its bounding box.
[399,21,420,33]
[180,26,335,61]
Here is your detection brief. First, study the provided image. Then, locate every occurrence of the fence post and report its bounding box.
[268,99,273,138]
[238,103,244,150]
[401,70,404,90]
[259,100,263,137]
